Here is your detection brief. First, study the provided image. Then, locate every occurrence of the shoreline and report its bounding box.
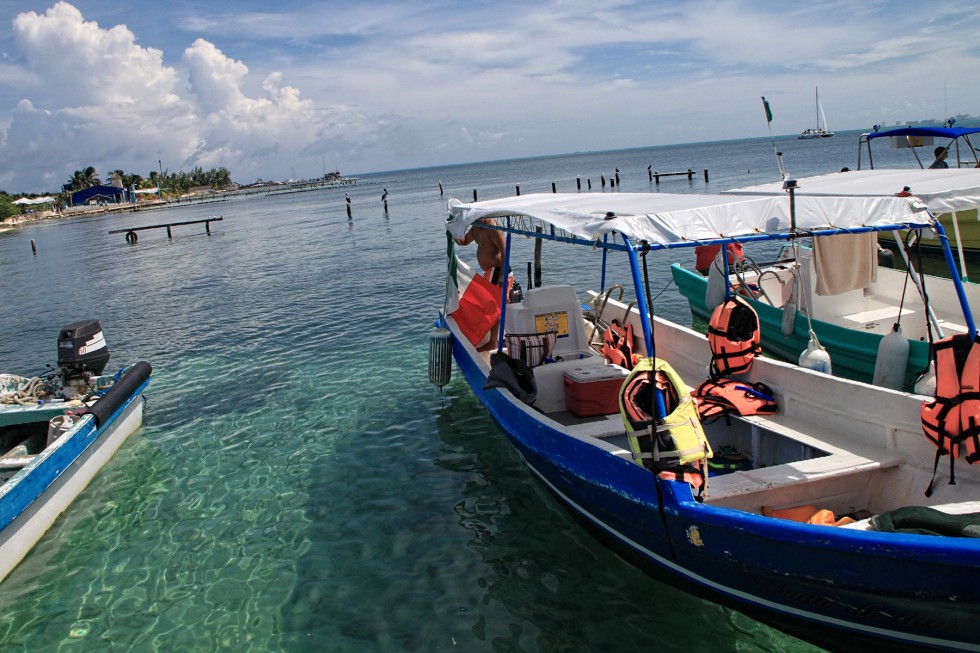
[1,177,358,231]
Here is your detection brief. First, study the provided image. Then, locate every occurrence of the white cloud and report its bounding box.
[0,2,384,191]
[1,1,980,192]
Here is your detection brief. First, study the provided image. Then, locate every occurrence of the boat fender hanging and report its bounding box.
[704,251,727,312]
[484,352,537,405]
[872,323,909,390]
[428,328,453,389]
[781,276,797,337]
[799,330,832,374]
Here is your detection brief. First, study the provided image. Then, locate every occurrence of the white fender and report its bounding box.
[781,277,797,337]
[705,251,727,312]
[872,324,909,390]
[799,330,832,374]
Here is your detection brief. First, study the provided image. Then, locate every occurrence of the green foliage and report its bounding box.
[61,164,234,199]
[0,193,17,220]
[65,166,101,192]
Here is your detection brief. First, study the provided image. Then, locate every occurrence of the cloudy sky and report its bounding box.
[1,1,979,193]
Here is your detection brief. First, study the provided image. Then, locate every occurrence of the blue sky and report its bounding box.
[1,1,979,192]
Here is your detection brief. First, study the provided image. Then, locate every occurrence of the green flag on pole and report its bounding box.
[762,97,773,123]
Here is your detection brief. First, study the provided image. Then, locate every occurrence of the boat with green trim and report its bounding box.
[672,168,980,386]
[858,125,980,253]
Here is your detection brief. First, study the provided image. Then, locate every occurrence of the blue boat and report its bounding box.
[435,192,980,652]
[0,320,150,583]
[858,126,980,254]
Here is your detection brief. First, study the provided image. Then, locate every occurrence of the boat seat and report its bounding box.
[706,412,906,514]
[504,284,591,357]
[841,306,913,324]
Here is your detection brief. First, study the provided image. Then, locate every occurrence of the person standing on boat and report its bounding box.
[457,217,507,285]
[930,146,949,169]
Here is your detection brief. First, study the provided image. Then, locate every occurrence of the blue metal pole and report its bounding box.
[623,235,666,419]
[496,225,513,350]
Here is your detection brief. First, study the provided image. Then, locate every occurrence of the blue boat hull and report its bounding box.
[447,324,980,652]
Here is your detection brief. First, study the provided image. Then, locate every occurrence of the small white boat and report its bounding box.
[798,87,834,139]
[435,191,980,652]
[0,320,150,584]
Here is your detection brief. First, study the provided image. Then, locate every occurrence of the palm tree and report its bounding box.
[66,166,101,191]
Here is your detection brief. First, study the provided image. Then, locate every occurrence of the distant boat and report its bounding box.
[798,87,834,139]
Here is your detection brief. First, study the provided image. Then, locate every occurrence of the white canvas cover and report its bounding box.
[727,169,980,215]
[446,192,930,248]
[12,196,55,205]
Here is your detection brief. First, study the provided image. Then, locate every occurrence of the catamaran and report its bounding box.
[798,87,833,139]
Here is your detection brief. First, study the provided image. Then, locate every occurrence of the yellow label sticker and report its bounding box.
[535,311,567,337]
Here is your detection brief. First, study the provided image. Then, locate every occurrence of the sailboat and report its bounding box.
[798,87,834,139]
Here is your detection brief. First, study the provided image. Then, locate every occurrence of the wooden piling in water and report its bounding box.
[108,216,223,242]
[652,169,698,184]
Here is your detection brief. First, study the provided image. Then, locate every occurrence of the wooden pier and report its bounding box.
[649,169,709,183]
[109,216,223,243]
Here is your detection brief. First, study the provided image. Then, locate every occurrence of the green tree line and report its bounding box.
[1,164,234,220]
[63,165,234,196]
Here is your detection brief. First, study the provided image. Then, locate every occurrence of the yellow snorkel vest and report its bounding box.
[619,358,713,470]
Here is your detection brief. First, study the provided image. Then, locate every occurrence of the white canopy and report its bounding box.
[12,196,55,205]
[727,169,980,215]
[447,192,930,247]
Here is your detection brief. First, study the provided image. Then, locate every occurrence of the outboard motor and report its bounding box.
[58,319,111,383]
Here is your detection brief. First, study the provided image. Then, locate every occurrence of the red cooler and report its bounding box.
[563,365,629,417]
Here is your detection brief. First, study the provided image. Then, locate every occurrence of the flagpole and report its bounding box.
[761,97,788,181]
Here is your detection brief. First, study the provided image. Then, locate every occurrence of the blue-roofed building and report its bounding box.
[70,185,125,206]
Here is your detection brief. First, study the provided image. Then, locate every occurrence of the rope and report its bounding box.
[0,376,50,406]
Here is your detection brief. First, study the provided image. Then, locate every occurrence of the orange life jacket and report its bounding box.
[707,296,761,377]
[601,319,638,370]
[694,378,778,423]
[921,333,980,496]
[695,242,744,275]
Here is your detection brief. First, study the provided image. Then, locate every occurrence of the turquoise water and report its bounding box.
[0,133,927,651]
